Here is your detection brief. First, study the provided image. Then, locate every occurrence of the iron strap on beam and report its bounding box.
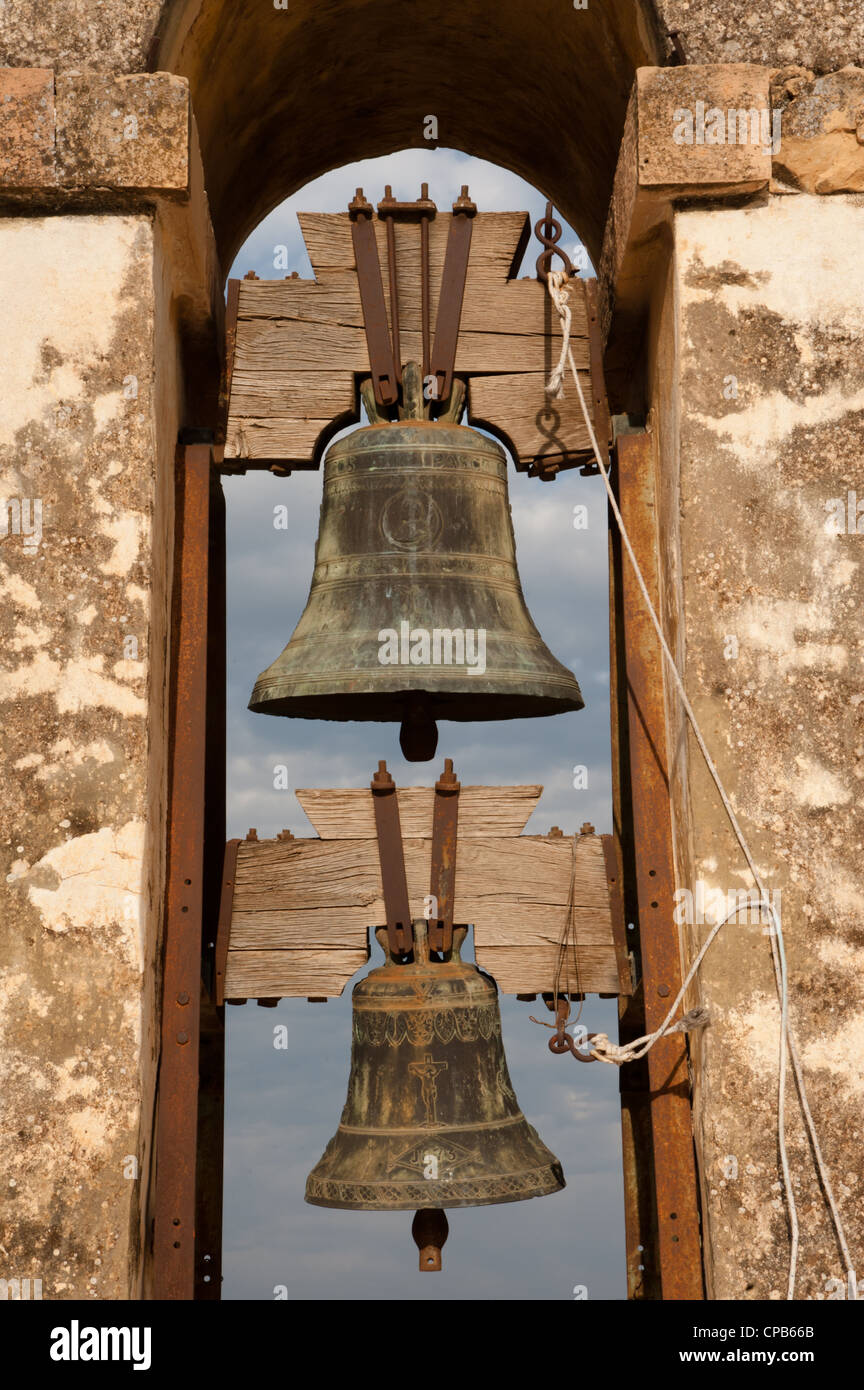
[370,762,412,956]
[428,758,460,953]
[349,190,399,407]
[152,442,212,1300]
[429,187,476,404]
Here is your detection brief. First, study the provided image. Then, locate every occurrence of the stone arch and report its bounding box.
[150,0,666,273]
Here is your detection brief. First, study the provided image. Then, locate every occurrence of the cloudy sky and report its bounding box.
[221,146,625,1300]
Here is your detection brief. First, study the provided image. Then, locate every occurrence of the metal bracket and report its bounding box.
[370,761,413,956]
[428,758,460,953]
[349,188,399,408]
[534,200,574,283]
[429,186,476,404]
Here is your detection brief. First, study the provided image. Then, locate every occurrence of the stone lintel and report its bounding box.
[600,64,774,408]
[637,64,772,192]
[0,68,190,196]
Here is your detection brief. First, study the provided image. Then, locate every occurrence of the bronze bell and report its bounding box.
[249,400,584,758]
[306,920,565,1268]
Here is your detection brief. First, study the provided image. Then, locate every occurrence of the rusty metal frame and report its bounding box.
[152,443,211,1299]
[610,428,704,1301]
[150,442,228,1300]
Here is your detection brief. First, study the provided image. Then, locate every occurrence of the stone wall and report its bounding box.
[672,195,864,1299]
[0,214,176,1299]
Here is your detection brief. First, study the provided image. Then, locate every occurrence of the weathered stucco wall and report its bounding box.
[671,194,864,1299]
[0,214,179,1299]
[2,2,864,1306]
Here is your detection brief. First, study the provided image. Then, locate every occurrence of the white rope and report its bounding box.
[544,268,856,1302]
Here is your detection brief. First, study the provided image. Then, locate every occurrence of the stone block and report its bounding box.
[772,65,864,193]
[637,65,773,193]
[0,68,56,187]
[56,71,190,193]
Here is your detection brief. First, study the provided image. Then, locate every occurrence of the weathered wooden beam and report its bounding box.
[224,207,602,473]
[468,371,593,464]
[221,822,626,1000]
[296,783,541,839]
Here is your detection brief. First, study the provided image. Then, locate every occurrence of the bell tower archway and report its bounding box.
[150,0,666,274]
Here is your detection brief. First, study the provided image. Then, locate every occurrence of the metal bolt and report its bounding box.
[658,985,670,998]
[177,992,190,1006]
[177,1032,189,1045]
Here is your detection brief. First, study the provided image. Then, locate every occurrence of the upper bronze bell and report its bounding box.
[306,921,565,1216]
[249,407,584,756]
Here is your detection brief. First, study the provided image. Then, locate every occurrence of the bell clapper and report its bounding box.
[399,697,439,761]
[412,1208,449,1272]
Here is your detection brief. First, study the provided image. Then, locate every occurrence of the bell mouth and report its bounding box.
[305,1161,566,1212]
[248,687,584,721]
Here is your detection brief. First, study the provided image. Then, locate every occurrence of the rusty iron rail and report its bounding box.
[152,443,211,1299]
[611,429,704,1301]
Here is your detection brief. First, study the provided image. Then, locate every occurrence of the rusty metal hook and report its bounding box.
[535,200,574,283]
[547,1030,598,1062]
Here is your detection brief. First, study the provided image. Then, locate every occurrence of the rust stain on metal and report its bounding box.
[614,430,704,1301]
[195,982,225,1301]
[349,188,398,407]
[428,757,460,953]
[152,443,211,1300]
[430,186,476,403]
[371,761,413,956]
[533,200,574,283]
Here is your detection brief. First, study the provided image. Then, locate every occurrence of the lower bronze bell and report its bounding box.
[306,920,565,1265]
[249,412,583,758]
